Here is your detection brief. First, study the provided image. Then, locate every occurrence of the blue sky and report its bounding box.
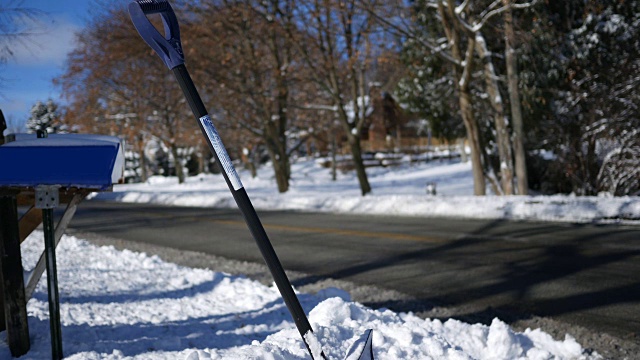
[0,1,96,130]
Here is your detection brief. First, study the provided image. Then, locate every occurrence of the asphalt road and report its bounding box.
[68,201,640,342]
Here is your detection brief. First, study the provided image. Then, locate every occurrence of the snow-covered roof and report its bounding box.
[0,133,125,190]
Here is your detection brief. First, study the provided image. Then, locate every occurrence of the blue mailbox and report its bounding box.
[0,133,124,359]
[0,133,124,190]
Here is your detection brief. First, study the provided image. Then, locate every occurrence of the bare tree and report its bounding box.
[0,1,44,89]
[290,0,388,196]
[57,5,200,183]
[0,1,42,61]
[187,0,311,193]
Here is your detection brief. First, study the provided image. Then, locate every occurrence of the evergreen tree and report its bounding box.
[26,99,61,134]
[525,0,640,196]
[396,36,465,145]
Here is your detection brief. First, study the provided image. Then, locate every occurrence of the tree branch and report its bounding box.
[472,0,539,32]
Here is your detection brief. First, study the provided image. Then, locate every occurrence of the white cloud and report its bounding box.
[8,14,80,67]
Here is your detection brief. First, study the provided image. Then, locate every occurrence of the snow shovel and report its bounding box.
[128,1,373,359]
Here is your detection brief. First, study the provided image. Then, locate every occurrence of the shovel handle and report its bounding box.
[129,2,332,358]
[135,0,169,13]
[128,0,184,69]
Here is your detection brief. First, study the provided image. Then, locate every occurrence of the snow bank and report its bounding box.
[96,159,640,224]
[0,232,598,359]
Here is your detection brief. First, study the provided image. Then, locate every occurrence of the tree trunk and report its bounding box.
[348,56,372,196]
[138,148,148,182]
[459,138,468,163]
[502,0,528,195]
[134,135,148,182]
[459,88,486,195]
[476,32,514,195]
[197,151,205,174]
[395,123,402,153]
[268,62,291,193]
[265,127,290,193]
[270,153,290,193]
[245,151,258,178]
[439,0,485,195]
[331,132,338,181]
[348,134,371,196]
[335,100,371,195]
[170,143,185,184]
[584,135,598,196]
[251,148,260,178]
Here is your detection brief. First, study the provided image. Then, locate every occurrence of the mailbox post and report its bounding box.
[0,133,124,358]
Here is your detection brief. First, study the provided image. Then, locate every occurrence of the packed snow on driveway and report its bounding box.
[1,231,597,360]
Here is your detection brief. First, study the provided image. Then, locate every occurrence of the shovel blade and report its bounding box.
[344,329,374,360]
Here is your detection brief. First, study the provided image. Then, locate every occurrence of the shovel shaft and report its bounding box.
[172,64,324,359]
[129,2,331,356]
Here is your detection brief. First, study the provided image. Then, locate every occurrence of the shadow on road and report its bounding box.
[292,219,640,335]
[69,203,640,339]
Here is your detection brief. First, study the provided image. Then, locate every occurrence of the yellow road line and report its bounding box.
[207,218,444,243]
[140,211,444,243]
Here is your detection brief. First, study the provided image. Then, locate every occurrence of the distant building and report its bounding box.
[359,89,449,153]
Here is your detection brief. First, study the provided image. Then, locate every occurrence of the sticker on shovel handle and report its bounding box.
[199,115,244,191]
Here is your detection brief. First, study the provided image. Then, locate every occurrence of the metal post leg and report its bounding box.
[36,186,63,360]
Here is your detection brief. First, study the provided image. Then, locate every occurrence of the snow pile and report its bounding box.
[0,231,598,359]
[96,159,640,224]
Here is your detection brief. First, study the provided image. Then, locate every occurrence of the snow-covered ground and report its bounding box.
[4,158,636,359]
[2,231,597,359]
[97,158,640,224]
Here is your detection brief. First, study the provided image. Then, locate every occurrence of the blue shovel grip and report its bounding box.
[136,0,169,13]
[128,0,184,69]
